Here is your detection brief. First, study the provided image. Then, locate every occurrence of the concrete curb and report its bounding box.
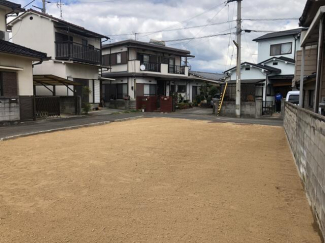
[0,115,144,142]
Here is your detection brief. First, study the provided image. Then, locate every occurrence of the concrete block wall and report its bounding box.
[60,96,81,115]
[284,102,325,239]
[106,100,136,110]
[220,101,256,118]
[0,98,20,122]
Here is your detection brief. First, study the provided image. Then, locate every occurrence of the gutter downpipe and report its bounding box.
[314,15,324,113]
[32,58,44,67]
[299,46,305,107]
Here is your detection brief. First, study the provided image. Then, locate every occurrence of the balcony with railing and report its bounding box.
[141,62,161,72]
[55,41,101,65]
[168,65,186,75]
[127,60,189,76]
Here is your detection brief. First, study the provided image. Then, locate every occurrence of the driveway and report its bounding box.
[0,110,283,141]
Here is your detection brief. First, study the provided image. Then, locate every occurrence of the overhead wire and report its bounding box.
[138,0,228,40]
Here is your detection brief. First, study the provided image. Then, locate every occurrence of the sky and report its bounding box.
[14,0,307,73]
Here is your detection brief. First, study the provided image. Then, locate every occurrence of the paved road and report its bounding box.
[0,110,283,140]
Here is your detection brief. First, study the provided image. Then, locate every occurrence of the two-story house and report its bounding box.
[0,1,47,122]
[224,28,303,113]
[101,39,222,108]
[295,0,325,115]
[8,9,109,106]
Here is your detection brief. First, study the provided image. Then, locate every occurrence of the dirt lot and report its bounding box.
[0,118,321,242]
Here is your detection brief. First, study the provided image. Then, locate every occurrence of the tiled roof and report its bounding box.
[224,62,281,74]
[8,9,108,39]
[0,0,23,11]
[253,28,304,42]
[0,39,47,59]
[189,71,225,81]
[103,40,191,55]
[259,56,295,65]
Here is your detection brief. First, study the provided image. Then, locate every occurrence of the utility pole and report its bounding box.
[227,0,242,118]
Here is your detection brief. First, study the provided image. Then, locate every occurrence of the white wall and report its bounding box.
[229,65,266,81]
[0,53,34,96]
[66,63,99,80]
[257,36,301,63]
[261,59,295,75]
[12,13,56,57]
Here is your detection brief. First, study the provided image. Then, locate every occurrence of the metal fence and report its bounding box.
[262,101,274,115]
[35,97,60,118]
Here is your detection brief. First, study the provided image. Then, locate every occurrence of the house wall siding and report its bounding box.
[283,102,325,239]
[257,36,301,63]
[0,53,34,96]
[293,47,317,86]
[229,66,266,81]
[12,13,56,57]
[0,9,6,32]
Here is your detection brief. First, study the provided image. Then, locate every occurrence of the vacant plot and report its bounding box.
[0,118,321,242]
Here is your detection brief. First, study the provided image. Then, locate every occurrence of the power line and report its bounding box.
[163,32,233,43]
[107,17,298,38]
[23,0,36,8]
[108,20,236,37]
[243,17,299,21]
[138,1,227,39]
[184,4,228,46]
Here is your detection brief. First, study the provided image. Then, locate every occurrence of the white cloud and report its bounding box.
[15,0,306,72]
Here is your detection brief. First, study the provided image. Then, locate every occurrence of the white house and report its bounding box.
[101,39,223,108]
[0,1,47,122]
[224,28,303,112]
[8,9,109,106]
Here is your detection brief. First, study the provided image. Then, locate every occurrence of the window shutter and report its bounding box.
[102,54,110,66]
[121,52,127,64]
[111,53,117,65]
[2,72,18,96]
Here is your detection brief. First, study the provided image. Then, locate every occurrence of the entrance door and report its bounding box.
[192,86,198,101]
[157,81,165,96]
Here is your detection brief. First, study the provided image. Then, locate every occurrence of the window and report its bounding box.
[245,67,250,71]
[177,85,186,93]
[88,44,94,50]
[116,83,127,99]
[308,90,314,107]
[55,32,73,42]
[170,85,176,93]
[144,84,156,96]
[117,53,122,64]
[288,95,299,104]
[273,62,278,65]
[82,39,88,47]
[270,42,292,56]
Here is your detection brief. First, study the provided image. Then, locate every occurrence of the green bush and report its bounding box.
[82,86,92,114]
[177,103,190,109]
[82,103,91,114]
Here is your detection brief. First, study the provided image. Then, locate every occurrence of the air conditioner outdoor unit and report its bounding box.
[0,31,10,41]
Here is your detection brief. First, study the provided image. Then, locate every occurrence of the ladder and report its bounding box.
[217,82,228,116]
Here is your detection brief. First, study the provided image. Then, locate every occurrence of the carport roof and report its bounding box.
[33,75,82,86]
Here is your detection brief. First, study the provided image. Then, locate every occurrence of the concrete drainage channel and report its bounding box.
[0,116,144,142]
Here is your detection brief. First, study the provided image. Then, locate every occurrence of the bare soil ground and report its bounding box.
[0,118,321,242]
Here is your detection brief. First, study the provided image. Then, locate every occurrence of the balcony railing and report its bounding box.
[168,65,185,74]
[141,62,161,72]
[55,41,101,65]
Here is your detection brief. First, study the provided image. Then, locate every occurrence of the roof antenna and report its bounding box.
[57,0,63,19]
